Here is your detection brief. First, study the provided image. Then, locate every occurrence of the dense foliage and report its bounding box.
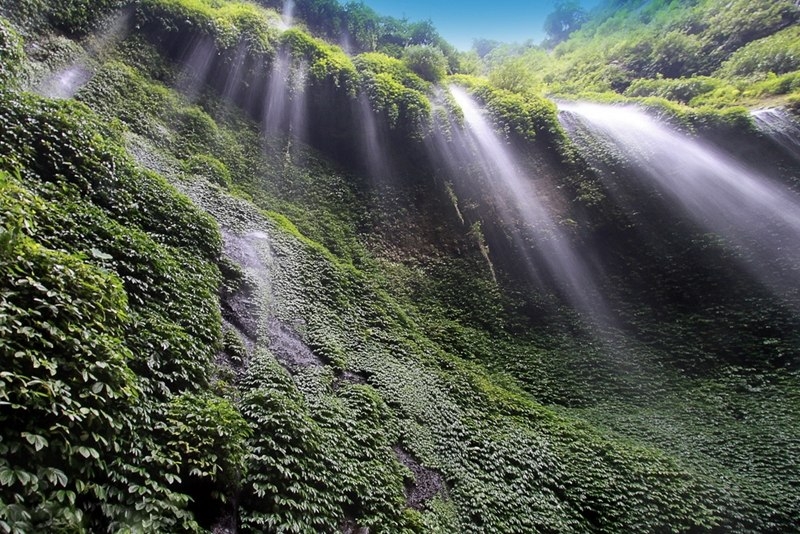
[0,18,22,88]
[479,0,800,108]
[0,87,238,530]
[256,0,459,68]
[0,0,799,532]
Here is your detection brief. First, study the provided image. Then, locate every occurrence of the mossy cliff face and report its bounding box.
[1,1,799,532]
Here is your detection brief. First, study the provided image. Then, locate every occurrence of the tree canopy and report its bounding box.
[543,0,588,46]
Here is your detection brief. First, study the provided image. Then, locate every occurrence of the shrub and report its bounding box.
[647,30,703,78]
[402,45,447,83]
[0,89,225,530]
[489,56,539,94]
[451,75,562,146]
[183,153,232,188]
[163,393,251,500]
[46,0,126,35]
[174,105,224,158]
[360,71,431,131]
[787,90,800,115]
[354,52,428,92]
[238,355,343,532]
[625,76,727,104]
[353,51,432,133]
[745,71,800,99]
[0,173,139,532]
[0,18,22,88]
[280,28,358,91]
[76,60,176,137]
[1,0,124,35]
[717,23,800,80]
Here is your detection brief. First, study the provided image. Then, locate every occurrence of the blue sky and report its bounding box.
[360,0,602,50]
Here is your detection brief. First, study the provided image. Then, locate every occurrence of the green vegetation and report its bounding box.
[0,0,124,35]
[401,45,447,83]
[257,0,459,70]
[477,0,800,110]
[450,75,562,145]
[137,0,279,50]
[163,392,251,504]
[279,28,358,90]
[0,18,22,88]
[0,0,799,532]
[718,25,800,80]
[0,87,234,530]
[356,54,431,131]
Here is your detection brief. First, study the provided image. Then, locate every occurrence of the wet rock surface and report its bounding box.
[221,281,260,342]
[393,446,447,509]
[220,230,273,342]
[220,229,328,376]
[268,319,324,372]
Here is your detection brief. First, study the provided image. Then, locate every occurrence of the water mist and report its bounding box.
[280,0,296,30]
[438,87,611,325]
[37,10,133,99]
[560,101,800,308]
[752,108,800,162]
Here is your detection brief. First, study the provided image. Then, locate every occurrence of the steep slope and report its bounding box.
[1,1,799,533]
[483,0,800,108]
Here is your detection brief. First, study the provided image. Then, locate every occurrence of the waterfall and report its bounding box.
[436,87,611,323]
[356,93,394,183]
[280,0,295,30]
[176,35,217,101]
[39,66,94,99]
[752,108,800,161]
[262,51,308,141]
[263,53,291,135]
[560,101,800,307]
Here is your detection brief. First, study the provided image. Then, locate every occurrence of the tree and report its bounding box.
[402,45,447,82]
[407,19,438,46]
[489,56,537,93]
[543,0,588,46]
[473,38,502,59]
[457,50,483,75]
[343,1,381,52]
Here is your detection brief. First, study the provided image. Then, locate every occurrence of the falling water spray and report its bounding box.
[559,101,800,308]
[752,108,800,162]
[443,87,612,325]
[37,10,133,99]
[281,0,295,30]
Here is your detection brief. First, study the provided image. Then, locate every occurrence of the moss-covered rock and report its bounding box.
[450,74,562,146]
[0,18,23,88]
[0,87,235,530]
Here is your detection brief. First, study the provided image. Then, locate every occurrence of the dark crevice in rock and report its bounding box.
[210,506,238,534]
[334,370,368,388]
[340,519,370,534]
[393,446,447,509]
